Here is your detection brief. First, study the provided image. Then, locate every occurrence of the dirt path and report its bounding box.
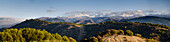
[76,25,86,41]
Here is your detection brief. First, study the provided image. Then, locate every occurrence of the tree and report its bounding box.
[91,37,98,42]
[0,28,76,42]
[69,37,77,42]
[119,30,124,35]
[111,29,117,35]
[62,36,70,42]
[43,33,52,40]
[53,33,62,40]
[81,38,88,42]
[2,32,13,42]
[125,30,133,36]
[98,38,103,42]
[124,26,127,29]
[104,21,115,24]
[135,34,142,37]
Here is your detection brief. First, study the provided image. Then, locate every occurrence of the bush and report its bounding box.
[125,30,133,36]
[119,30,124,35]
[90,37,98,42]
[111,29,117,35]
[135,34,142,37]
[69,37,77,42]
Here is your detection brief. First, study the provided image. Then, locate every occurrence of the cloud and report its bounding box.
[97,9,112,12]
[65,10,94,15]
[120,14,134,17]
[65,9,112,15]
[161,10,167,14]
[50,7,55,9]
[0,17,24,25]
[47,10,56,12]
[46,7,57,12]
[145,9,157,12]
[64,9,168,18]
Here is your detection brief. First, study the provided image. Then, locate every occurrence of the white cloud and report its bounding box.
[120,14,134,17]
[97,9,112,12]
[65,10,94,15]
[64,9,167,18]
[0,16,24,25]
[47,10,56,12]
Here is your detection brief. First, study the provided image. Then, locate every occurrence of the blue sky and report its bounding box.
[0,0,170,19]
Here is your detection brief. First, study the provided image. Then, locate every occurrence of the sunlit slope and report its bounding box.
[103,35,145,42]
[121,16,170,26]
[9,19,169,42]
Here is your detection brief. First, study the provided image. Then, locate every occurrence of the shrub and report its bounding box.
[125,30,133,36]
[135,34,142,37]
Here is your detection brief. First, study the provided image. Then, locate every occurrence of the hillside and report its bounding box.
[37,17,69,22]
[81,29,158,42]
[121,16,170,26]
[73,19,95,24]
[0,28,76,42]
[11,19,83,41]
[9,19,170,42]
[37,17,119,24]
[87,22,169,41]
[36,16,170,26]
[90,17,119,23]
[103,35,146,42]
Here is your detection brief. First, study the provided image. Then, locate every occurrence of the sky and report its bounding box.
[0,0,170,19]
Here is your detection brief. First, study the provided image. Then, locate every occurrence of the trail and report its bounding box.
[75,25,86,41]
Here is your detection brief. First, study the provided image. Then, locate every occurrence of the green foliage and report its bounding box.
[146,39,159,42]
[124,21,129,23]
[62,36,70,42]
[69,37,77,42]
[53,33,62,40]
[103,21,115,24]
[119,29,124,35]
[135,34,142,37]
[125,30,133,36]
[90,37,98,42]
[10,19,169,42]
[111,29,117,35]
[0,28,76,42]
[167,29,170,42]
[98,38,103,42]
[82,29,123,42]
[0,32,13,42]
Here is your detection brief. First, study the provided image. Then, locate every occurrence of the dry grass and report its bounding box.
[103,35,146,42]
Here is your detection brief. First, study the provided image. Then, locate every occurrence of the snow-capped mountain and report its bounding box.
[61,9,170,19]
[36,9,170,23]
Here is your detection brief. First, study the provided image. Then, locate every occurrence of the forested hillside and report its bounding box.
[10,19,83,41]
[81,29,158,42]
[0,28,76,42]
[83,21,169,42]
[6,19,170,42]
[121,16,170,26]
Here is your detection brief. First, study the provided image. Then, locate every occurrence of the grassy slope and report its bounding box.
[9,19,169,42]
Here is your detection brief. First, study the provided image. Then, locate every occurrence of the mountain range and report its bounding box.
[1,9,170,28]
[1,16,169,29]
[37,16,170,26]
